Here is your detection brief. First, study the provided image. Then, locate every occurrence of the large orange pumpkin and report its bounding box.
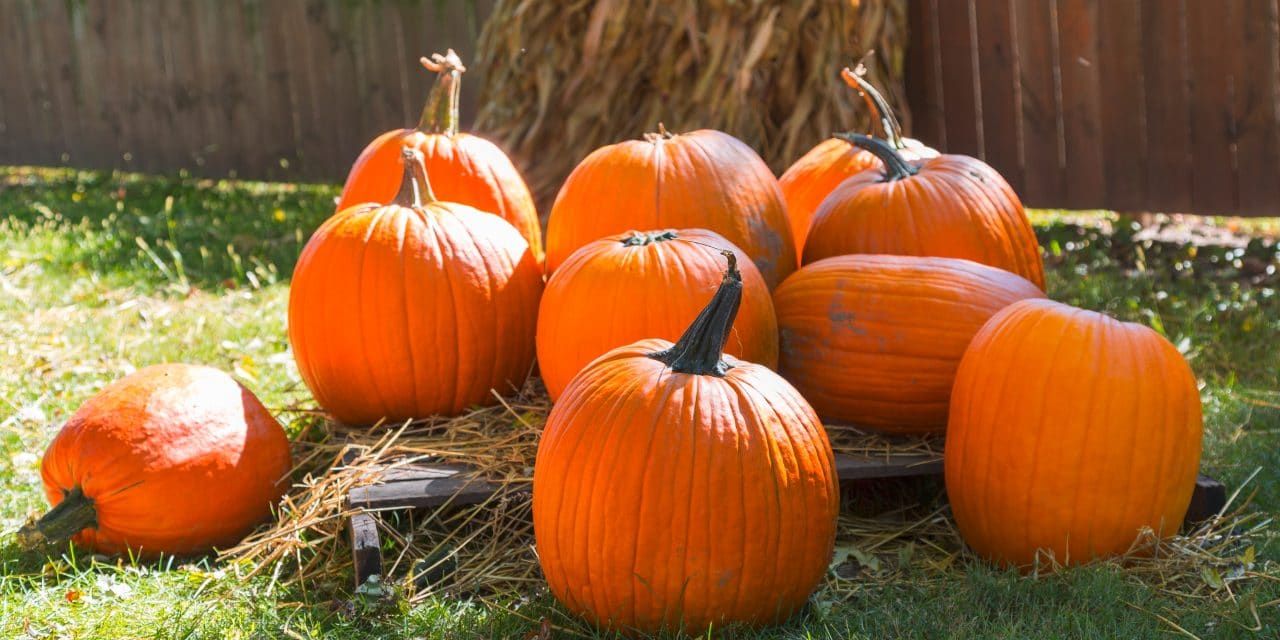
[537,228,778,401]
[19,364,292,557]
[544,126,795,288]
[774,255,1044,434]
[336,50,542,261]
[946,299,1203,568]
[802,134,1045,290]
[290,149,542,424]
[779,64,937,252]
[534,255,837,635]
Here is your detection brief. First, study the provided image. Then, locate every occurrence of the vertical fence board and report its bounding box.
[1236,0,1280,216]
[905,0,944,147]
[936,0,983,156]
[1013,0,1065,205]
[1140,0,1193,212]
[973,0,1024,194]
[1095,0,1147,212]
[1055,0,1105,210]
[1186,0,1242,214]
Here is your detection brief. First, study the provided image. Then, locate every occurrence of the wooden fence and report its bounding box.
[907,0,1280,216]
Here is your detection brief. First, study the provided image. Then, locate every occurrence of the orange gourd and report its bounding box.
[290,149,542,425]
[336,50,543,261]
[545,126,795,289]
[774,255,1045,434]
[779,63,937,252]
[802,134,1046,290]
[19,364,292,557]
[946,299,1203,568]
[537,228,778,401]
[534,255,837,635]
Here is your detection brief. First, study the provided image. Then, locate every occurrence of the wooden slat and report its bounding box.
[973,0,1025,194]
[1235,0,1280,216]
[349,512,383,586]
[936,0,983,157]
[905,0,945,147]
[1140,0,1193,212]
[1096,0,1148,212]
[1186,0,1243,214]
[1055,0,1105,210]
[1013,0,1065,205]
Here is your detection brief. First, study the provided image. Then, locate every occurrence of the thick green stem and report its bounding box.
[842,62,907,150]
[833,133,919,182]
[392,147,438,207]
[621,230,679,246]
[649,252,742,376]
[16,487,97,548]
[416,50,466,136]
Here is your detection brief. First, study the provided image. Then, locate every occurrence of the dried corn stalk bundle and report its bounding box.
[473,0,909,210]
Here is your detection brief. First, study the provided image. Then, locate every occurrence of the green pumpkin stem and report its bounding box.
[16,487,97,549]
[842,59,907,151]
[834,133,919,182]
[392,147,438,207]
[416,50,466,137]
[650,251,742,376]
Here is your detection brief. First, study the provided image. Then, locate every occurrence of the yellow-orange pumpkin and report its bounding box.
[946,299,1203,568]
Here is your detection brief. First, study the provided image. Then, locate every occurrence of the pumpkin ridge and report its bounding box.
[394,209,422,411]
[357,208,397,419]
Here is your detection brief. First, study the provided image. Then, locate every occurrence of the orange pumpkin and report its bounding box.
[537,228,778,401]
[534,255,837,635]
[336,50,542,261]
[802,134,1046,290]
[290,149,542,424]
[946,299,1203,568]
[19,364,291,557]
[774,255,1044,434]
[544,126,795,288]
[779,64,937,252]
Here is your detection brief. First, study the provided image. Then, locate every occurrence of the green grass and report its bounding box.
[2,167,1278,638]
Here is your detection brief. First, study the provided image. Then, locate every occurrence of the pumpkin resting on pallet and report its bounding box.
[545,126,795,288]
[802,134,1045,290]
[534,254,837,635]
[18,364,292,557]
[336,50,543,261]
[537,228,778,400]
[774,255,1045,434]
[290,149,542,424]
[946,299,1203,568]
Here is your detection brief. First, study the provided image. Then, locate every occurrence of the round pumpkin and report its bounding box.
[537,228,778,401]
[946,298,1203,568]
[544,126,795,288]
[802,134,1046,290]
[774,255,1045,434]
[534,255,837,635]
[18,364,292,557]
[779,64,937,252]
[336,50,543,261]
[290,149,543,424]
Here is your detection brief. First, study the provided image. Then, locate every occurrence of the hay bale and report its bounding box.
[473,0,909,211]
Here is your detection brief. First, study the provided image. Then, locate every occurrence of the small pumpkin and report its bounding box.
[946,299,1203,568]
[336,50,543,261]
[774,255,1044,434]
[290,148,542,424]
[537,228,778,401]
[802,134,1045,290]
[544,126,795,288]
[18,364,292,557]
[534,254,837,635]
[778,63,938,252]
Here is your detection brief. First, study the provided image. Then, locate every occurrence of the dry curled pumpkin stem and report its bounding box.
[16,487,97,549]
[841,57,908,150]
[393,147,438,206]
[417,49,466,136]
[649,251,742,376]
[644,122,677,143]
[834,133,919,182]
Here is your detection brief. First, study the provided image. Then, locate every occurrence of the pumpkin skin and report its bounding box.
[779,65,937,252]
[534,257,837,635]
[290,150,543,424]
[544,127,795,288]
[24,364,292,557]
[537,228,778,401]
[336,50,542,261]
[802,134,1046,290]
[946,299,1203,568]
[774,255,1045,434]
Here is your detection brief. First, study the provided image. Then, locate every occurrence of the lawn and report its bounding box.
[1,166,1278,639]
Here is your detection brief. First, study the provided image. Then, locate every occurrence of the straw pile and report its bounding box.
[472,0,909,209]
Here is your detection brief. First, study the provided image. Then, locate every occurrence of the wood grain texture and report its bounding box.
[1140,0,1193,212]
[973,0,1025,193]
[1235,0,1280,215]
[1013,0,1066,205]
[1056,0,1105,210]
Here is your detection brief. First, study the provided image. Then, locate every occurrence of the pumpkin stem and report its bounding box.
[416,50,466,136]
[841,59,908,151]
[16,487,97,549]
[649,251,742,376]
[620,229,679,246]
[392,147,438,206]
[833,133,919,182]
[644,123,677,143]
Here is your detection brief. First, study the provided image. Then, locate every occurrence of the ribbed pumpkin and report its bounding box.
[18,364,292,557]
[774,255,1044,434]
[946,299,1203,568]
[290,149,542,425]
[779,64,937,252]
[534,254,837,635]
[336,50,542,261]
[544,126,795,288]
[802,134,1045,290]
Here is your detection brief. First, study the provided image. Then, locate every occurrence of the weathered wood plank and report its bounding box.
[1140,0,1193,212]
[1186,0,1242,215]
[1055,0,1106,210]
[349,511,383,586]
[1096,0,1148,212]
[973,0,1025,194]
[1235,0,1280,216]
[936,0,983,157]
[1013,0,1066,206]
[905,0,945,147]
